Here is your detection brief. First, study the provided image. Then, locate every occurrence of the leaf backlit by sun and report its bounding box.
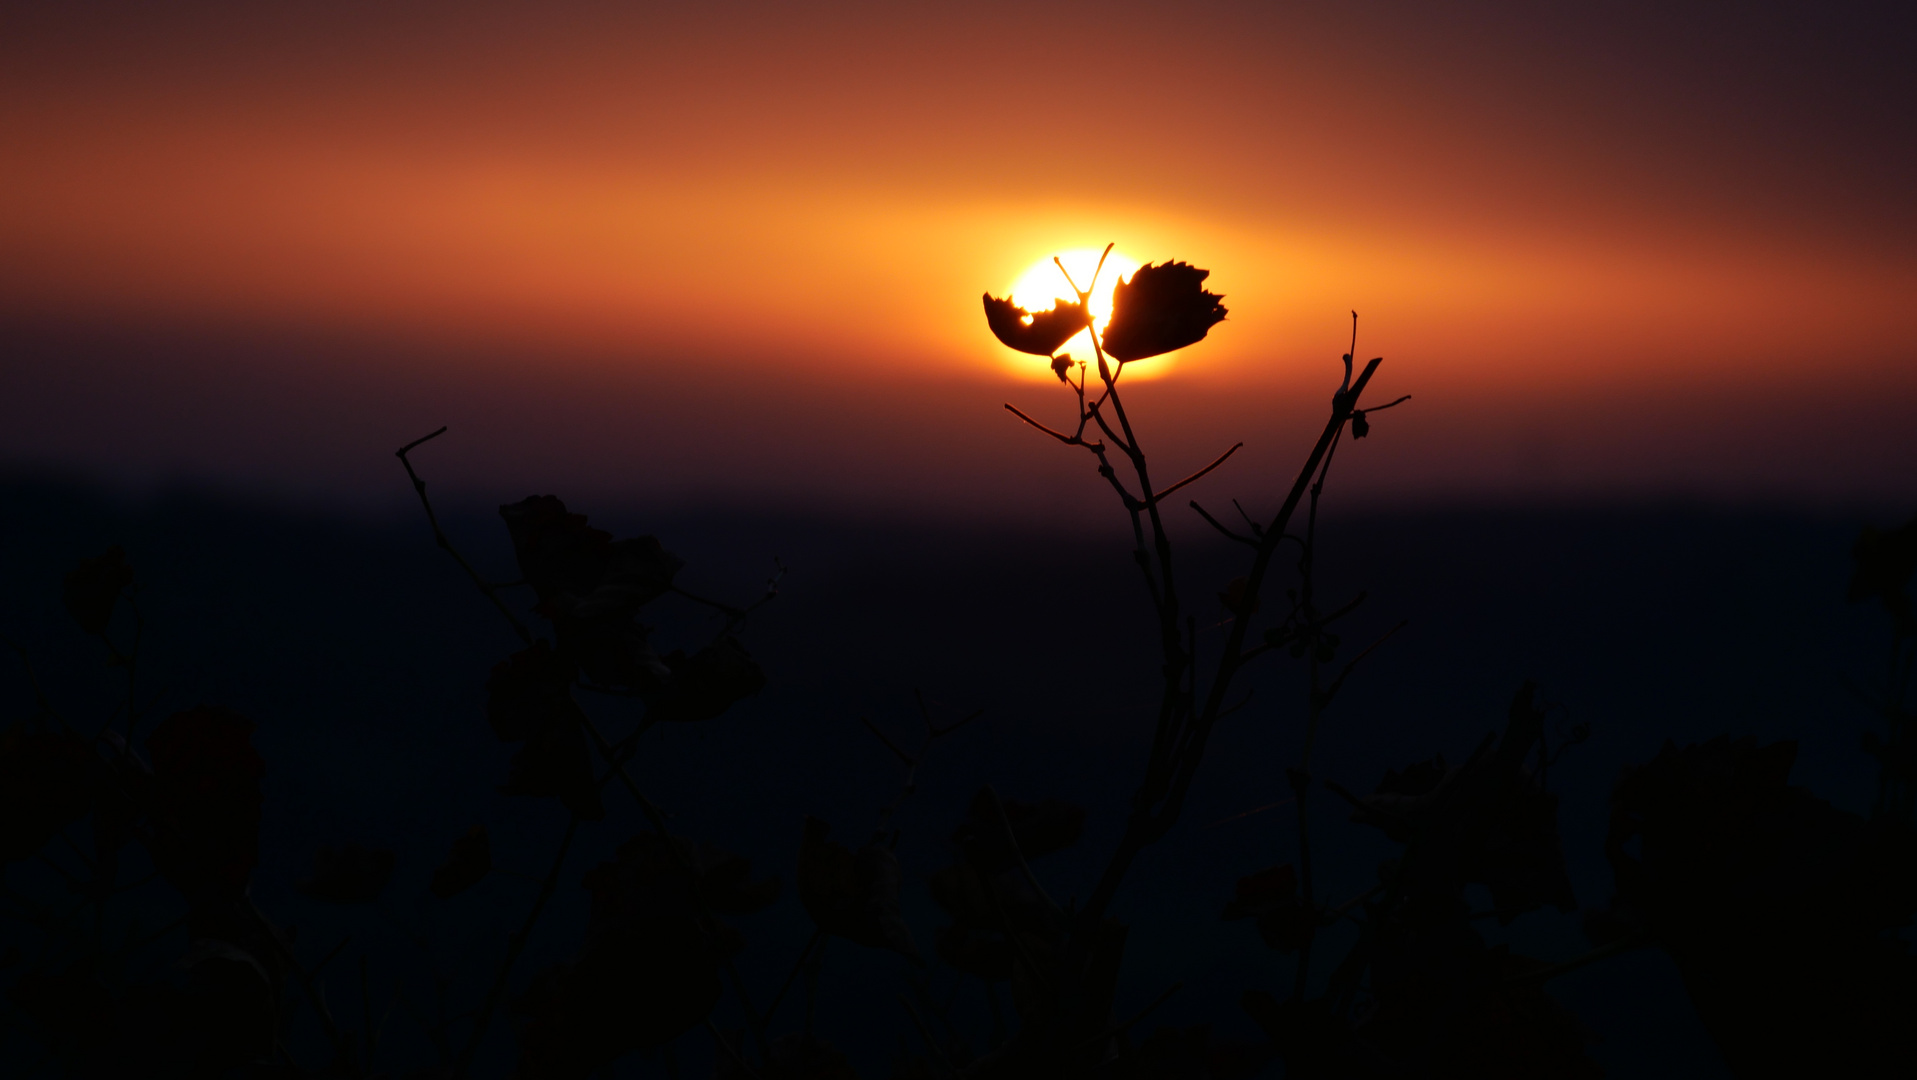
[1007,248,1143,358]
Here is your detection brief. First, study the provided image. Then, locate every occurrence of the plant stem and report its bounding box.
[455,813,577,1076]
[1079,357,1386,929]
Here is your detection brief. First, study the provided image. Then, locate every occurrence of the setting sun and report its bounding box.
[1005,248,1144,372]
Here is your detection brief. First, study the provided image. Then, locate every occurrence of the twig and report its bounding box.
[1321,883,1386,926]
[249,903,354,1069]
[581,713,673,832]
[1314,620,1407,712]
[578,714,772,1061]
[1148,443,1243,505]
[764,927,825,1026]
[307,935,353,984]
[983,785,1061,918]
[899,994,956,1076]
[1190,501,1257,546]
[395,427,536,647]
[1076,981,1183,1052]
[1003,403,1092,448]
[860,717,916,767]
[454,814,578,1075]
[1200,797,1295,830]
[1079,354,1390,929]
[705,1020,762,1080]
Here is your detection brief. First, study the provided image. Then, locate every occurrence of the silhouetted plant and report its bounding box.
[976,245,1439,1075]
[7,250,1914,1080]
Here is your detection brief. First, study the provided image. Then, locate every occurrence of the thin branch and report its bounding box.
[306,935,353,984]
[1321,883,1386,926]
[455,814,578,1076]
[1321,591,1369,627]
[763,927,825,1027]
[1079,354,1390,930]
[1231,499,1265,537]
[581,713,673,833]
[671,584,747,618]
[983,785,1061,918]
[395,428,536,647]
[673,563,786,639]
[1315,620,1407,713]
[860,717,916,767]
[1076,982,1184,1053]
[1190,501,1256,546]
[1217,689,1256,720]
[249,902,354,1068]
[1340,312,1358,394]
[931,709,984,738]
[1200,797,1295,830]
[1149,443,1243,506]
[578,713,771,1060]
[899,994,956,1076]
[1003,403,1092,448]
[705,1021,763,1080]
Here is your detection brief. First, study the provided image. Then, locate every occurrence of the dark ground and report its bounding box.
[0,475,1901,1077]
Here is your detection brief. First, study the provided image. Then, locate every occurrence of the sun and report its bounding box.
[1007,248,1143,365]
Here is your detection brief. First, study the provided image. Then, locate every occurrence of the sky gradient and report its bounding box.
[3,1,1913,517]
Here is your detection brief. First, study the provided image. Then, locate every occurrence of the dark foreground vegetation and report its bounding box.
[3,256,1914,1077]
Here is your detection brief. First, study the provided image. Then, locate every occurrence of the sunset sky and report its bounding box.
[3,1,1912,518]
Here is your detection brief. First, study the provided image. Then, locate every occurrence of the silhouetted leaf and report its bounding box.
[499,496,683,614]
[62,545,133,636]
[1347,685,1577,923]
[144,706,264,903]
[486,644,606,819]
[1099,262,1226,362]
[0,726,98,864]
[1595,732,1917,1074]
[797,816,919,959]
[1051,353,1075,382]
[1222,864,1314,952]
[430,825,491,898]
[1849,513,1917,631]
[295,843,394,904]
[549,612,670,690]
[515,833,732,1074]
[1351,410,1372,439]
[647,636,767,723]
[983,293,1090,357]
